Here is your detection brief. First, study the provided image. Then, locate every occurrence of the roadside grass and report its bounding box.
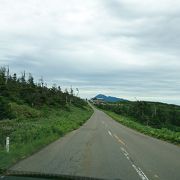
[0,104,93,170]
[103,110,180,145]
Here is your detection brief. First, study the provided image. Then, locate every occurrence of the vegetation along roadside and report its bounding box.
[95,101,180,145]
[0,67,93,170]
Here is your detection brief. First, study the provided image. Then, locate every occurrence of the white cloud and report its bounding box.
[0,0,180,104]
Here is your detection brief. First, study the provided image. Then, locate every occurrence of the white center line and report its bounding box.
[132,164,149,180]
[120,147,149,180]
[108,130,112,137]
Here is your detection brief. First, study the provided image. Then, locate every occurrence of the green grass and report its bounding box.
[103,110,180,145]
[0,104,93,170]
[10,102,42,119]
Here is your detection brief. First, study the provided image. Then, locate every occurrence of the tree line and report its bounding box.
[0,66,86,120]
[96,101,180,130]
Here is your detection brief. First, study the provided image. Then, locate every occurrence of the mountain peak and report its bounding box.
[93,94,127,102]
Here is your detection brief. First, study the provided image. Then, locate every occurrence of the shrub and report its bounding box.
[0,97,13,120]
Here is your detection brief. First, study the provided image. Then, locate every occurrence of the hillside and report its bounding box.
[0,67,93,169]
[0,67,88,120]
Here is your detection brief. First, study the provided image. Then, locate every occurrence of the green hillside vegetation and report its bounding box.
[0,67,93,169]
[0,67,87,118]
[96,101,180,144]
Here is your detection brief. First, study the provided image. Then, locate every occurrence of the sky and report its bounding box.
[0,0,180,104]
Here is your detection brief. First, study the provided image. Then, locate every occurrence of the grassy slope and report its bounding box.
[103,110,180,145]
[0,103,93,169]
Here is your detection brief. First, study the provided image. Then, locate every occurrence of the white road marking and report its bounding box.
[108,130,112,137]
[114,134,126,146]
[107,130,148,180]
[120,147,149,180]
[154,174,159,178]
[121,147,129,159]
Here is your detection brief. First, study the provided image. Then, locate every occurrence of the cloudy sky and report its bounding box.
[0,0,180,104]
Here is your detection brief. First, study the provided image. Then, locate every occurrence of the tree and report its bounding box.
[70,86,73,96]
[27,73,35,87]
[12,73,17,81]
[20,71,26,84]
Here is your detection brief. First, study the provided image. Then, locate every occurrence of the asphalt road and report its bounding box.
[10,105,180,180]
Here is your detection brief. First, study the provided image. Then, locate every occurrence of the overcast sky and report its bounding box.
[0,0,180,104]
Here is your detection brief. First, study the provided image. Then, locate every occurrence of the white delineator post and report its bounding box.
[6,137,9,152]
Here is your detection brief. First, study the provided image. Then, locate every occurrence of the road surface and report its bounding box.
[10,105,180,180]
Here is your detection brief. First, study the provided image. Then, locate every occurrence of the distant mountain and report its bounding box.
[93,94,128,103]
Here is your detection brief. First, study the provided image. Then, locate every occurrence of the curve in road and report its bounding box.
[10,105,180,180]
